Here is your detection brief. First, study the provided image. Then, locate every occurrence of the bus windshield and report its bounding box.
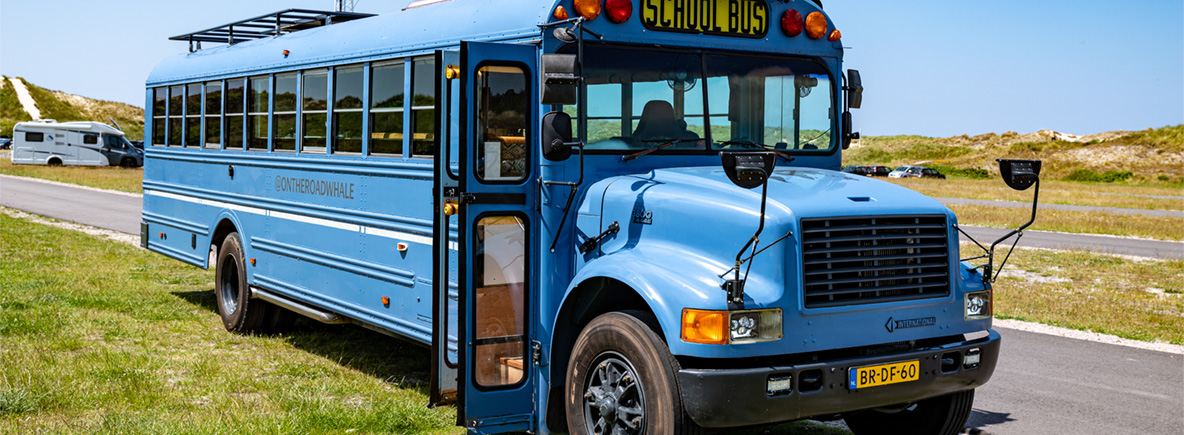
[579,45,834,153]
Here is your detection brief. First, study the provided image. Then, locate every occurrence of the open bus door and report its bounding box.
[454,41,538,433]
[431,48,461,407]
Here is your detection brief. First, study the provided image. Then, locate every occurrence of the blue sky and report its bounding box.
[1,0,1181,137]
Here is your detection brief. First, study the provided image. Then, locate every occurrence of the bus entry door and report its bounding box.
[456,41,538,433]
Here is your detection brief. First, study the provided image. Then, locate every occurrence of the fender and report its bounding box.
[562,242,733,356]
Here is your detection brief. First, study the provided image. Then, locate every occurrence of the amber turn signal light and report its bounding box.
[554,5,569,20]
[682,309,728,345]
[828,29,842,41]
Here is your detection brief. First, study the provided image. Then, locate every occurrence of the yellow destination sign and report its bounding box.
[640,0,769,38]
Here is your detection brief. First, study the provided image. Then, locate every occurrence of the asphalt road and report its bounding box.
[2,174,1182,434]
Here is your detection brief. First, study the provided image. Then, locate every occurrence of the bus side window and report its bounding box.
[152,87,167,146]
[476,65,528,182]
[168,85,183,147]
[334,65,365,154]
[370,60,405,157]
[410,57,436,158]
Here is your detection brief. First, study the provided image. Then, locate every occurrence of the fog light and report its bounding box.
[965,291,992,320]
[963,348,982,369]
[729,309,783,344]
[767,375,793,396]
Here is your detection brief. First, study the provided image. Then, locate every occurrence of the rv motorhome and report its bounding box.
[10,120,143,167]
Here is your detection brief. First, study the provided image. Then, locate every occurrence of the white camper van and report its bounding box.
[10,120,143,167]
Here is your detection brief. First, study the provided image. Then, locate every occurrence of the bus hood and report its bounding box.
[579,165,956,308]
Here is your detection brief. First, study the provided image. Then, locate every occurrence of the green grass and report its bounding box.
[949,203,1183,241]
[990,247,1184,344]
[888,178,1184,211]
[0,77,33,138]
[0,158,144,194]
[0,214,459,434]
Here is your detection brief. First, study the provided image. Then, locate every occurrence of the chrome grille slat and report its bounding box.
[801,215,951,308]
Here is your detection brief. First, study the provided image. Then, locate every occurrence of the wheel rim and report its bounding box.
[583,352,646,435]
[219,255,239,314]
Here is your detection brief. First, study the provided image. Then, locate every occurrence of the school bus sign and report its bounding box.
[640,0,769,38]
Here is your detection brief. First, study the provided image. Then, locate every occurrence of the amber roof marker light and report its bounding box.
[828,29,841,41]
[573,0,602,20]
[805,11,827,39]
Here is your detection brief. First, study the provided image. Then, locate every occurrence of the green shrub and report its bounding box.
[931,164,990,179]
[1062,168,1134,183]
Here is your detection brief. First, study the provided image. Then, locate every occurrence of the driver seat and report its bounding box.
[632,100,699,142]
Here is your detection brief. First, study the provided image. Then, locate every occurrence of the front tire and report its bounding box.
[215,232,269,333]
[565,312,699,435]
[844,389,975,435]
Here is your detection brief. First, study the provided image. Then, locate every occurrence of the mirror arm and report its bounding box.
[547,142,585,253]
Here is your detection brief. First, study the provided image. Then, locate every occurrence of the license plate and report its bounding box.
[848,360,920,390]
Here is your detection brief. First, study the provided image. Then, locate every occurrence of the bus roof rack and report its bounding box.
[170,9,376,51]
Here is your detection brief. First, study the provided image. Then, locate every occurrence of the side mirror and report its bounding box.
[845,69,863,109]
[542,111,574,161]
[997,159,1041,191]
[541,54,578,105]
[721,151,776,189]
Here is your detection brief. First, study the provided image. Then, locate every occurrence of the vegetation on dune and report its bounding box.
[0,77,144,140]
[847,125,1184,184]
[0,78,33,138]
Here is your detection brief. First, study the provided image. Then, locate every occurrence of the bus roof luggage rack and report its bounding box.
[170,9,376,51]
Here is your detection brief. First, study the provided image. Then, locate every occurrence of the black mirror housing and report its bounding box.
[721,151,776,189]
[845,69,863,109]
[542,111,574,161]
[541,54,578,105]
[997,159,1041,191]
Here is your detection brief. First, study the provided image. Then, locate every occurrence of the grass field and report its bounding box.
[947,204,1184,241]
[0,157,143,194]
[889,178,1184,211]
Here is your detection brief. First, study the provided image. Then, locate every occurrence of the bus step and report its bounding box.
[251,287,350,324]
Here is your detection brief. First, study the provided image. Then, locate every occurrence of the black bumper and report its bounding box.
[677,329,1001,428]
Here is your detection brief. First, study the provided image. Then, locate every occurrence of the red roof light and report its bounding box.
[780,10,803,37]
[605,0,632,23]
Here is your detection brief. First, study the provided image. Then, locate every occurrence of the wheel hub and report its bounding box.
[583,354,645,435]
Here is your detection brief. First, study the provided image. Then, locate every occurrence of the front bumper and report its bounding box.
[677,329,1001,428]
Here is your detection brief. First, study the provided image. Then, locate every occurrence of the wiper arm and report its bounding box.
[621,138,680,162]
[719,140,795,163]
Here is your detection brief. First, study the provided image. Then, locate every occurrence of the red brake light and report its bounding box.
[605,0,632,23]
[780,10,803,37]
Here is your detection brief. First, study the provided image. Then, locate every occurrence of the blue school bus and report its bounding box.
[142,1,1042,434]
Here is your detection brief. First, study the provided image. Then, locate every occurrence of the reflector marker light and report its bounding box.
[573,0,601,20]
[780,10,803,37]
[605,0,632,23]
[805,11,827,39]
[554,5,569,20]
[828,29,841,41]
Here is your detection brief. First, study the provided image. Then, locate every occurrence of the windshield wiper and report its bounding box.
[621,138,680,162]
[719,140,795,163]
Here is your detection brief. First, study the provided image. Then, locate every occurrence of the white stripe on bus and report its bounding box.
[147,190,458,251]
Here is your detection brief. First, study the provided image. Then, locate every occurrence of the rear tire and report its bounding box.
[214,232,269,333]
[47,157,62,166]
[844,389,975,435]
[565,312,700,435]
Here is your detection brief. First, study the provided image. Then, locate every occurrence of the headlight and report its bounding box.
[965,291,992,320]
[730,309,782,344]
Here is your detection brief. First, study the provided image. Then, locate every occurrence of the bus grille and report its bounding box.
[801,215,950,308]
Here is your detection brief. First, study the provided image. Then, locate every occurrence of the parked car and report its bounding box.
[889,165,947,179]
[0,137,11,150]
[867,165,892,177]
[842,165,871,176]
[130,140,144,149]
